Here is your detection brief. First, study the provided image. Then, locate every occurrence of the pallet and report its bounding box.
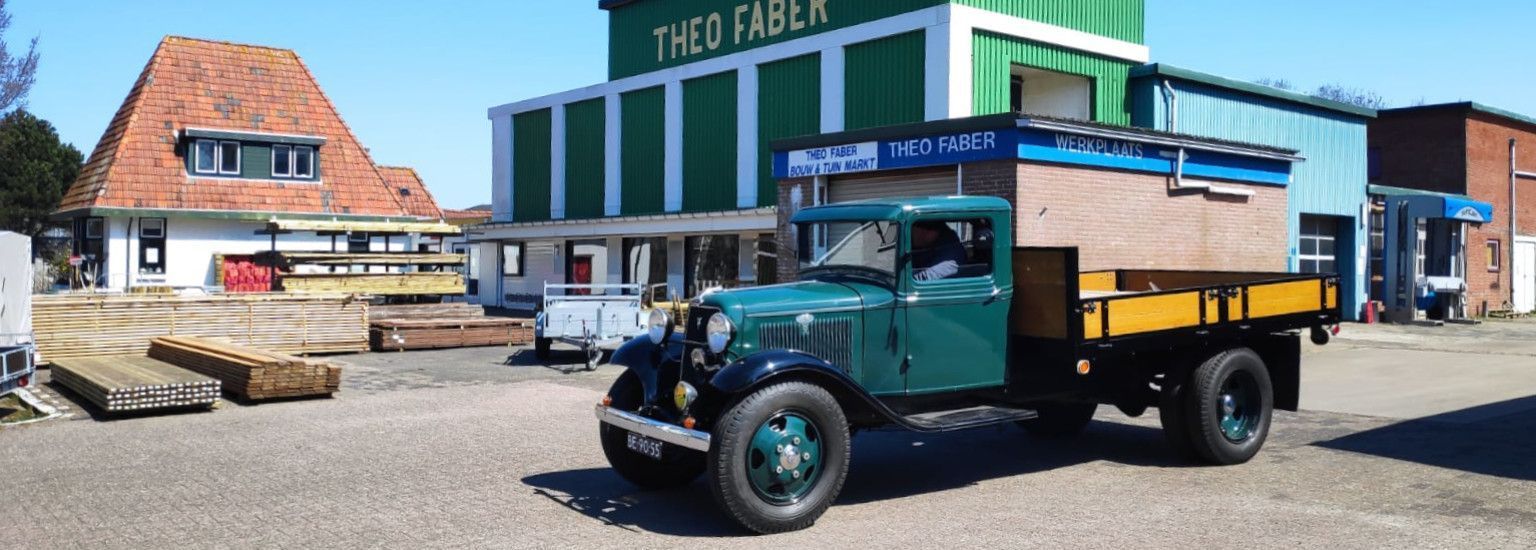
[31,293,370,363]
[51,356,221,414]
[369,318,534,351]
[148,336,341,401]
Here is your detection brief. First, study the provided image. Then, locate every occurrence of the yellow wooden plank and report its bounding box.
[1326,281,1338,310]
[1107,291,1202,337]
[1079,272,1117,293]
[1248,280,1323,319]
[269,219,461,235]
[1080,305,1103,340]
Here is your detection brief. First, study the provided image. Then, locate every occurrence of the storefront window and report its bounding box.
[755,234,778,286]
[503,243,525,276]
[623,237,669,293]
[684,235,739,298]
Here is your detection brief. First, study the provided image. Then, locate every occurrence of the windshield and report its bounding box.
[796,220,899,277]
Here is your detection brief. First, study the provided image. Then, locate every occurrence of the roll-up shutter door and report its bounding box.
[827,169,958,205]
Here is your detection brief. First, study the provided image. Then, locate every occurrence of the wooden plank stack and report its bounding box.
[370,302,488,322]
[256,251,466,268]
[278,272,464,296]
[31,293,369,363]
[149,336,341,401]
[370,318,534,351]
[51,356,221,413]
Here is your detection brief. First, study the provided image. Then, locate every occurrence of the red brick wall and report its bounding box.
[1461,114,1536,312]
[1003,162,1288,272]
[775,177,816,283]
[1369,111,1467,195]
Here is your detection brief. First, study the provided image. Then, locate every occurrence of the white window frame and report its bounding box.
[503,243,525,277]
[1488,239,1502,272]
[139,218,166,238]
[217,141,241,175]
[272,144,294,178]
[84,218,105,239]
[193,139,218,175]
[294,145,314,178]
[1298,216,1338,275]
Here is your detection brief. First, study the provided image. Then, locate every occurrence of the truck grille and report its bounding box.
[757,315,854,372]
[684,304,718,345]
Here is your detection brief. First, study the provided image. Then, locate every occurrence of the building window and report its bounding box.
[1299,215,1338,274]
[272,144,293,177]
[192,139,241,175]
[755,234,778,286]
[294,146,314,178]
[1009,66,1092,120]
[218,142,241,174]
[503,243,525,276]
[684,235,739,298]
[1488,240,1502,272]
[138,218,167,275]
[623,237,669,297]
[347,232,370,253]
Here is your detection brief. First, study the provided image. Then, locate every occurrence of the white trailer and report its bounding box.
[535,283,646,370]
[1,232,35,393]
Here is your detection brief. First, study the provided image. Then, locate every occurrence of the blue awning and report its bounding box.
[1443,196,1494,223]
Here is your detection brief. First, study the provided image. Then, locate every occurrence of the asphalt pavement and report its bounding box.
[2,328,1534,548]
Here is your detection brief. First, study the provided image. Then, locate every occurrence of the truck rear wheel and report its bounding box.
[1182,348,1274,465]
[599,371,705,490]
[708,381,851,534]
[1017,402,1097,438]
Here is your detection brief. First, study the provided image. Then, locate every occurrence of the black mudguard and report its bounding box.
[608,334,685,407]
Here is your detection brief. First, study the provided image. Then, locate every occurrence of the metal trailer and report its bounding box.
[535,283,646,370]
[1,231,36,393]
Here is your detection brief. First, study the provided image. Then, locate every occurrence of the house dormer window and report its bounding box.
[193,139,241,175]
[272,144,315,179]
[273,144,292,177]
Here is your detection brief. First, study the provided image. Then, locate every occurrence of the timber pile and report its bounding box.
[370,318,533,351]
[370,302,486,322]
[256,251,466,268]
[149,336,341,401]
[31,293,369,363]
[278,272,464,296]
[51,356,220,413]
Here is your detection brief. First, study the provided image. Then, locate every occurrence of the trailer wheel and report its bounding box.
[1017,402,1097,438]
[1185,348,1274,465]
[599,371,705,490]
[709,381,851,534]
[534,337,552,361]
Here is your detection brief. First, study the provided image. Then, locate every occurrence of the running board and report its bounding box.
[899,405,1038,432]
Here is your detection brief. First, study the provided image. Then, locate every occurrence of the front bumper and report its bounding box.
[594,404,711,452]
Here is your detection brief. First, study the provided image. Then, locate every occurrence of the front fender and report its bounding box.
[609,333,684,406]
[707,350,896,427]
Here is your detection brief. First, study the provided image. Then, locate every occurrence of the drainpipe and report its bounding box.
[1161,79,1179,133]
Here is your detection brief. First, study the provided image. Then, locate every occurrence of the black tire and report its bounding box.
[708,381,851,534]
[599,371,705,490]
[534,337,552,361]
[1159,370,1201,461]
[1185,348,1274,465]
[1017,402,1097,438]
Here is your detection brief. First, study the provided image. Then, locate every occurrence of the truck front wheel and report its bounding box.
[708,381,851,534]
[599,371,705,489]
[1181,348,1274,465]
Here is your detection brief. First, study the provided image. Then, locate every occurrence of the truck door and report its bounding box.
[901,217,1011,394]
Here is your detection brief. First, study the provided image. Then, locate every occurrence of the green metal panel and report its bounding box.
[971,30,1132,125]
[621,86,666,215]
[683,71,738,212]
[845,31,926,131]
[758,53,821,207]
[564,98,606,219]
[513,109,552,222]
[607,0,946,80]
[240,144,270,180]
[955,0,1144,44]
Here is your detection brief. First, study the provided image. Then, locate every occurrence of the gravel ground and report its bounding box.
[2,336,1533,548]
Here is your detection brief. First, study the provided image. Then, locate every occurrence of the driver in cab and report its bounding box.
[911,221,966,282]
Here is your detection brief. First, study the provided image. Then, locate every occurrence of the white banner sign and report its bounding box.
[785,142,878,178]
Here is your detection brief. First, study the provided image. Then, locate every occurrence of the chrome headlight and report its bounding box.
[706,312,733,354]
[647,308,672,344]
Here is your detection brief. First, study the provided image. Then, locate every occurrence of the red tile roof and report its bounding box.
[442,208,492,223]
[377,166,443,220]
[59,36,437,219]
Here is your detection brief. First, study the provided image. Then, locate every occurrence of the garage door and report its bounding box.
[1516,240,1536,313]
[828,169,958,205]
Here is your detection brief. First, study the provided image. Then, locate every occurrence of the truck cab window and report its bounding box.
[912,218,993,282]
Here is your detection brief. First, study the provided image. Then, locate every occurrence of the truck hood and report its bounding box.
[705,279,871,319]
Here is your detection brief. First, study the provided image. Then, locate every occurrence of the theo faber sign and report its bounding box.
[651,0,829,65]
[776,131,1009,178]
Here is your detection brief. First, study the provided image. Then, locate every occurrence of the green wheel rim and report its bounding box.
[746,411,823,505]
[1217,371,1262,443]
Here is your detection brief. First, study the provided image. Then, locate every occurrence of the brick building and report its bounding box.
[1370,103,1536,314]
[771,115,1297,282]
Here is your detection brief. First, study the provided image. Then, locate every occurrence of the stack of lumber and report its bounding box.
[370,302,487,322]
[278,272,464,296]
[31,293,369,363]
[149,336,341,401]
[257,251,466,268]
[370,318,533,351]
[51,356,220,413]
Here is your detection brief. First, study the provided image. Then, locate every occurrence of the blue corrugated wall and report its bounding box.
[1130,76,1371,321]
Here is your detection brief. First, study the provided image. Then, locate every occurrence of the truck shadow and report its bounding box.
[1312,395,1536,482]
[521,419,1181,536]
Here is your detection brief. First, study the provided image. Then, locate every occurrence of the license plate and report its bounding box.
[626,432,664,460]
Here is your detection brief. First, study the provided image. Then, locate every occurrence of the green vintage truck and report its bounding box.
[594,196,1339,533]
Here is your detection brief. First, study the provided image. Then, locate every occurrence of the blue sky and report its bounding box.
[7,1,1532,209]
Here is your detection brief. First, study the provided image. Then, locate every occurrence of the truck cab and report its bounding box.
[593,196,1338,534]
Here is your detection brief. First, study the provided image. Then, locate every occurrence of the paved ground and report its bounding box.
[3,328,1535,548]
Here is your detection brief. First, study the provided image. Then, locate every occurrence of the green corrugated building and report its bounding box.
[477,0,1149,307]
